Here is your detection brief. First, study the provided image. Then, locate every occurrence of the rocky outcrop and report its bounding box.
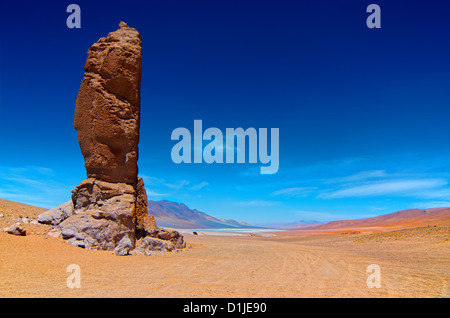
[37,22,185,255]
[37,201,74,225]
[4,223,26,236]
[58,178,137,250]
[74,21,142,184]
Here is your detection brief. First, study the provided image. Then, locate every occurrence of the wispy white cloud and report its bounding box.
[319,179,448,199]
[0,165,56,177]
[146,190,170,198]
[325,170,388,184]
[285,156,368,177]
[140,175,166,185]
[190,181,209,191]
[270,187,316,198]
[165,179,190,189]
[2,176,49,188]
[0,165,71,208]
[234,199,279,207]
[140,173,209,200]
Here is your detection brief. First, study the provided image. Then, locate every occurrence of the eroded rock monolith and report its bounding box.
[39,22,184,254]
[74,21,142,184]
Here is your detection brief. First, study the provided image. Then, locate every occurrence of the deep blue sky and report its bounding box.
[1,0,449,225]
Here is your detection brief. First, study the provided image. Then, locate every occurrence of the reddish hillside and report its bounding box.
[306,207,450,233]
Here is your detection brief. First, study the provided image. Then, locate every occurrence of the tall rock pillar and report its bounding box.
[38,22,184,255]
[68,22,156,253]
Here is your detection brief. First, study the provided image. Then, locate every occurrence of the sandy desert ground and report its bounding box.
[0,199,448,298]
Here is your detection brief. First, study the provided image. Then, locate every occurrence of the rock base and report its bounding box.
[37,178,186,255]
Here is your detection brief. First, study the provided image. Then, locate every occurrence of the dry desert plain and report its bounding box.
[0,198,448,298]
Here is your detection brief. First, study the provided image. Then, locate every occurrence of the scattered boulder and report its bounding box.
[19,217,30,224]
[132,229,186,255]
[155,229,186,249]
[135,237,175,253]
[113,234,133,256]
[5,223,26,236]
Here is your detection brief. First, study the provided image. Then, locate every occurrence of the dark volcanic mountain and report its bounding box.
[147,200,255,229]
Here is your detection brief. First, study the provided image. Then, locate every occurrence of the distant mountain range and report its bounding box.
[149,201,450,231]
[148,200,256,229]
[274,220,323,229]
[285,207,450,232]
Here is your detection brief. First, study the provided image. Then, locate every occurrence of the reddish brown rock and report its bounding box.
[74,21,142,184]
[37,22,185,255]
[135,177,158,238]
